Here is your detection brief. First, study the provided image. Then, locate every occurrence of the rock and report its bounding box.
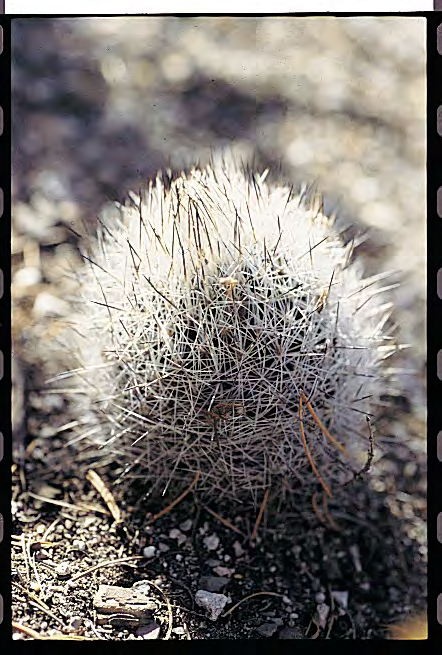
[169,528,187,546]
[72,539,86,551]
[54,562,72,579]
[132,580,152,596]
[143,545,156,559]
[203,533,220,551]
[94,584,156,626]
[256,622,279,637]
[195,590,229,621]
[136,621,161,639]
[199,575,230,593]
[179,518,193,532]
[233,541,245,557]
[266,617,284,626]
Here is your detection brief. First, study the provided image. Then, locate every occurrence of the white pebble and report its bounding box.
[143,546,156,559]
[203,533,220,551]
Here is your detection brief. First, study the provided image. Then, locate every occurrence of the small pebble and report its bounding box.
[179,519,193,532]
[143,546,156,559]
[172,626,186,635]
[136,622,161,639]
[203,533,220,551]
[195,590,229,621]
[169,528,187,546]
[55,562,72,578]
[72,539,86,551]
[256,622,279,637]
[233,541,245,557]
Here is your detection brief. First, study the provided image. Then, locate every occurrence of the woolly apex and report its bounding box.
[64,157,397,511]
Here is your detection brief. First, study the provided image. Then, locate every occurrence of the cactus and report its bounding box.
[62,156,396,512]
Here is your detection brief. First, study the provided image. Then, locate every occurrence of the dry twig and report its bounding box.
[202,504,246,536]
[250,488,269,541]
[147,470,201,523]
[86,469,122,524]
[221,591,283,617]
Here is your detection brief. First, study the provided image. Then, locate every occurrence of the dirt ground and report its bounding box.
[11,17,426,640]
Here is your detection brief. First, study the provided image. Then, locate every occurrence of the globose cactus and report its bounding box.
[62,157,397,512]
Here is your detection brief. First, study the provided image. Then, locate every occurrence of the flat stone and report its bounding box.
[94,584,156,626]
[256,622,279,637]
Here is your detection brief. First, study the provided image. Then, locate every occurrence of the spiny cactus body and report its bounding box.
[63,158,396,511]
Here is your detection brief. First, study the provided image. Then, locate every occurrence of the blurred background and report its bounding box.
[12,15,426,363]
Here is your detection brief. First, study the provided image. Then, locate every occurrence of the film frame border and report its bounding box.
[0,10,433,645]
[428,11,442,643]
[0,14,10,641]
